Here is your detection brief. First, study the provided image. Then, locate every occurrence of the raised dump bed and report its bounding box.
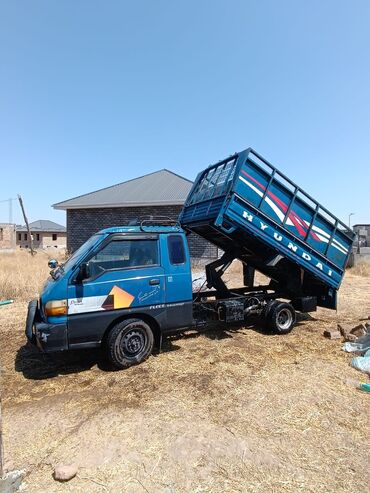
[179,148,355,309]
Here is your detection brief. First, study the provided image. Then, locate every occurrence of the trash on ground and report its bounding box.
[342,329,370,353]
[192,272,207,292]
[0,300,14,307]
[0,470,25,493]
[351,348,370,375]
[346,378,370,393]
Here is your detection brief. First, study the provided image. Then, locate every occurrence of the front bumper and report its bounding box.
[25,300,68,352]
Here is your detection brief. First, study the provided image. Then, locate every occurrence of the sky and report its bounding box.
[1,0,369,227]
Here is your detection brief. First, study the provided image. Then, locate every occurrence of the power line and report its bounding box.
[0,198,17,223]
[0,198,17,203]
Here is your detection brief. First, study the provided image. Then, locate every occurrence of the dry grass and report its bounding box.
[1,256,370,492]
[0,250,65,301]
[348,261,370,277]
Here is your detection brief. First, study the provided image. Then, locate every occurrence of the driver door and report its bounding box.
[67,234,165,346]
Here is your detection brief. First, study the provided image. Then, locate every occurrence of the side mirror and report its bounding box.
[48,259,59,269]
[78,262,90,281]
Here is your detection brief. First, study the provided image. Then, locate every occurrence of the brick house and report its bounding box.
[17,220,67,250]
[53,169,218,259]
[0,223,16,250]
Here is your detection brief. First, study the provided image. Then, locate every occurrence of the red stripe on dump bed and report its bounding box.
[240,170,321,242]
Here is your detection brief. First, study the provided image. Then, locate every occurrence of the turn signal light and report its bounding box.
[45,299,68,317]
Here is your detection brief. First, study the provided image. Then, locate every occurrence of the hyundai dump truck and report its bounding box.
[25,148,355,368]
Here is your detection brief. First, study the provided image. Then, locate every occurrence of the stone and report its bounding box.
[350,324,367,338]
[338,323,369,341]
[337,323,353,337]
[53,464,78,482]
[323,329,341,339]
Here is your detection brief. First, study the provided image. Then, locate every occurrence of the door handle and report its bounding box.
[149,279,160,286]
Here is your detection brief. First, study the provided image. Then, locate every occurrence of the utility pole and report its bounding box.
[18,195,35,255]
[348,212,354,229]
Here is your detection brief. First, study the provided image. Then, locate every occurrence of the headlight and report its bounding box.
[45,299,68,316]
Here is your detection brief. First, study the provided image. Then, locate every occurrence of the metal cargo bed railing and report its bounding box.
[187,155,238,205]
[185,148,355,248]
[245,148,354,245]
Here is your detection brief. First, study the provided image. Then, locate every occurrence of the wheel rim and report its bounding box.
[277,308,293,330]
[121,329,146,356]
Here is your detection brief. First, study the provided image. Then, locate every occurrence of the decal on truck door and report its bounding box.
[102,285,135,310]
[68,285,135,315]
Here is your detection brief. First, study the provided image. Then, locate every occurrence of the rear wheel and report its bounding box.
[266,301,296,334]
[106,318,154,369]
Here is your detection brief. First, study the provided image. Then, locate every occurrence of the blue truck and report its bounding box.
[26,148,355,369]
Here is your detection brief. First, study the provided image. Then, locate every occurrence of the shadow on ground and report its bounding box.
[14,339,182,380]
[14,342,113,380]
[15,313,313,380]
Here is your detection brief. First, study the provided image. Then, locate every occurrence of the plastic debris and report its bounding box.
[0,470,26,493]
[0,300,14,307]
[342,329,370,353]
[350,348,370,375]
[347,378,370,393]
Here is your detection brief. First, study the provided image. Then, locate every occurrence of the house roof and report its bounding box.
[53,169,193,210]
[17,220,66,232]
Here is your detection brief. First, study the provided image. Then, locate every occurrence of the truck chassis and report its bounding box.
[191,252,314,335]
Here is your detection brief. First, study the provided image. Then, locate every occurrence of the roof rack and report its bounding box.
[139,216,181,230]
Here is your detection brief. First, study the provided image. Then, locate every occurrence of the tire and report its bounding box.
[266,301,296,334]
[106,318,154,369]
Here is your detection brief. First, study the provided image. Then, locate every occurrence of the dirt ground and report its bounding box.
[1,271,370,493]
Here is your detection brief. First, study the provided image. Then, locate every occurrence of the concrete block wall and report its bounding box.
[352,252,370,265]
[16,231,67,249]
[67,206,218,260]
[0,223,16,250]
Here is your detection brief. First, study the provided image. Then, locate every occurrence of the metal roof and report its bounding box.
[17,220,66,232]
[53,169,193,210]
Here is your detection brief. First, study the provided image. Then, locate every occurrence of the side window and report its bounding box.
[168,235,185,265]
[88,239,158,276]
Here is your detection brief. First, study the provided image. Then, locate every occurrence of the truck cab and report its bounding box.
[26,224,193,368]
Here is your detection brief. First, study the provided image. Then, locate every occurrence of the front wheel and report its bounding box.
[266,302,296,334]
[106,318,154,369]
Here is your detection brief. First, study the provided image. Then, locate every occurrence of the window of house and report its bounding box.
[52,234,57,241]
[18,233,21,241]
[24,233,27,241]
[167,235,185,264]
[36,233,40,241]
[87,239,158,277]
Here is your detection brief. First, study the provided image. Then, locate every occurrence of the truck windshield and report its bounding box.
[60,234,103,273]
